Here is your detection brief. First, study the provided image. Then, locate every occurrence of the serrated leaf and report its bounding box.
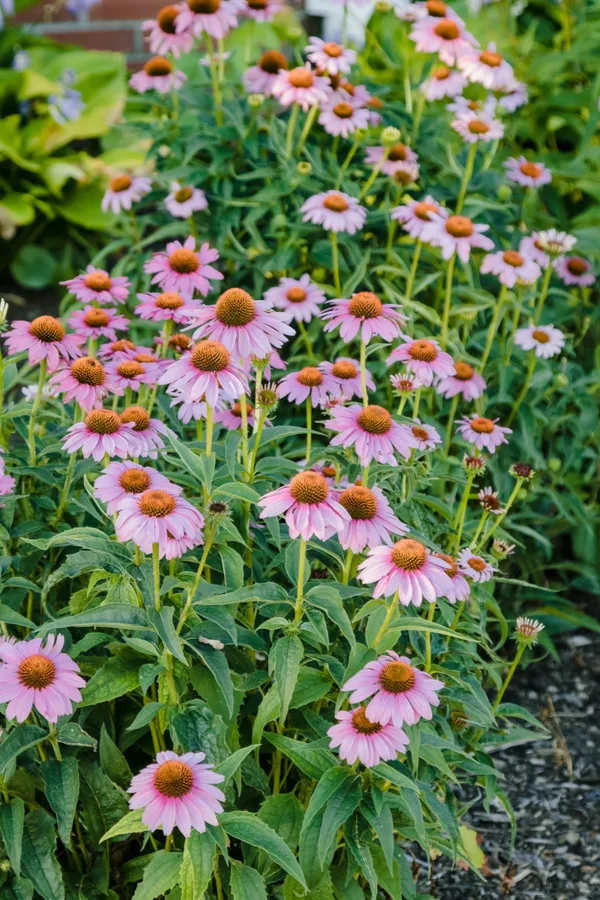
[180,830,215,900]
[80,656,140,707]
[148,606,187,665]
[264,733,336,781]
[40,759,79,847]
[214,744,258,785]
[21,809,64,900]
[189,643,234,717]
[258,794,304,851]
[272,635,303,723]
[99,725,132,790]
[36,603,150,633]
[132,851,183,900]
[229,863,268,900]
[0,725,46,777]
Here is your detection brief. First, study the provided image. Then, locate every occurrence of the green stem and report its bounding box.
[534,263,553,325]
[453,471,475,553]
[479,284,507,372]
[456,142,477,214]
[205,403,214,458]
[293,538,307,624]
[296,104,319,156]
[475,478,523,552]
[403,67,413,115]
[506,353,536,427]
[411,89,426,140]
[372,592,399,648]
[249,410,267,481]
[470,510,488,548]
[424,601,435,672]
[239,393,250,478]
[48,724,63,761]
[152,543,161,612]
[285,103,299,157]
[405,240,422,303]
[337,133,360,186]
[330,231,341,295]
[54,450,77,524]
[412,388,422,421]
[305,399,312,462]
[177,524,217,635]
[359,147,390,201]
[504,285,524,363]
[441,254,456,349]
[28,359,47,466]
[208,41,223,125]
[492,643,525,712]
[397,395,407,416]
[359,338,369,407]
[297,320,314,361]
[444,395,459,454]
[450,601,465,632]
[341,549,353,585]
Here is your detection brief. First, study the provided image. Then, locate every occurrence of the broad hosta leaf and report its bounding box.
[21,809,64,900]
[219,811,307,890]
[229,863,268,900]
[40,758,79,847]
[180,831,215,900]
[0,798,25,875]
[132,851,183,900]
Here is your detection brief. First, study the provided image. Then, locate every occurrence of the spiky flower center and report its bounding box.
[481,491,502,512]
[174,187,193,203]
[323,41,343,58]
[117,361,144,379]
[426,0,447,15]
[111,340,135,352]
[136,354,156,364]
[85,410,121,435]
[357,405,392,435]
[110,175,132,193]
[119,467,151,493]
[168,248,199,274]
[511,463,533,478]
[414,201,438,221]
[84,271,112,292]
[288,67,314,88]
[280,286,305,306]
[332,359,358,379]
[566,257,587,275]
[121,406,150,431]
[18,654,56,689]
[157,5,179,32]
[321,465,336,477]
[29,315,65,343]
[445,215,474,238]
[389,143,410,162]
[379,660,417,693]
[468,120,490,135]
[531,329,550,344]
[84,308,110,328]
[259,50,288,74]
[323,192,349,213]
[470,416,494,434]
[215,288,256,327]
[433,65,451,80]
[412,426,429,442]
[289,471,329,505]
[434,18,460,40]
[390,538,427,571]
[467,556,486,572]
[144,56,172,76]
[191,340,230,372]
[139,489,177,517]
[188,0,220,13]
[435,552,457,578]
[297,366,323,387]
[480,49,502,67]
[519,161,541,179]
[408,339,437,362]
[348,292,383,319]
[352,707,382,735]
[454,361,474,380]
[503,250,523,267]
[338,486,377,521]
[232,401,253,417]
[153,760,194,797]
[367,96,384,109]
[248,0,267,8]
[156,292,184,310]
[71,357,105,386]
[333,102,354,119]
[170,334,191,351]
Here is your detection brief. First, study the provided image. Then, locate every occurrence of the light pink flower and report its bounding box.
[387,338,455,387]
[420,64,466,100]
[142,5,194,57]
[478,486,505,514]
[105,359,158,395]
[277,366,337,407]
[402,420,442,452]
[189,289,294,363]
[61,266,131,305]
[455,415,511,453]
[258,471,350,541]
[326,404,414,467]
[244,50,288,96]
[319,357,375,400]
[63,409,138,461]
[271,64,329,111]
[498,79,527,112]
[327,708,408,768]
[94,460,179,514]
[409,15,477,66]
[306,37,356,75]
[135,292,198,324]
[514,324,565,359]
[97,339,137,361]
[214,400,257,431]
[49,357,111,410]
[390,374,423,395]
[263,274,325,323]
[101,175,152,215]
[116,489,204,559]
[164,182,208,219]
[130,57,186,94]
[446,94,496,117]
[170,395,208,424]
[554,256,595,287]
[158,341,248,406]
[394,0,428,22]
[480,249,541,287]
[144,237,223,299]
[319,99,371,138]
[176,0,239,39]
[519,235,550,270]
[457,42,514,90]
[365,143,419,178]
[434,552,470,603]
[336,484,408,554]
[121,406,169,458]
[3,316,84,372]
[504,156,552,189]
[451,112,504,144]
[420,213,494,263]
[301,191,366,234]
[0,634,85,724]
[391,195,447,239]
[436,360,486,401]
[457,548,496,583]
[128,750,225,836]
[68,306,129,342]
[0,472,15,500]
[343,650,444,726]
[358,539,453,603]
[240,0,285,21]
[532,228,577,258]
[322,292,406,344]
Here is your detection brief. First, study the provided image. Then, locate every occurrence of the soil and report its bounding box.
[418,633,600,899]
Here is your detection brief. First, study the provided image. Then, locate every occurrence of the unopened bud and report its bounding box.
[248,93,264,108]
[381,126,401,146]
[297,161,312,176]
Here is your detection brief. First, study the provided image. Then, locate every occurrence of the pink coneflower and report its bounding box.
[128,750,225,836]
[457,548,496,583]
[257,470,350,541]
[63,409,138,461]
[3,316,84,372]
[387,338,455,387]
[214,400,257,431]
[480,249,541,288]
[457,43,514,90]
[121,406,168,458]
[417,0,464,23]
[319,99,371,138]
[0,470,15,500]
[116,489,204,559]
[142,5,194,57]
[189,289,294,363]
[322,292,406,344]
[158,341,248,406]
[145,237,222,299]
[164,183,208,219]
[514,324,565,359]
[336,484,408,554]
[436,360,485,400]
[451,112,504,144]
[176,0,239,39]
[390,373,423,396]
[327,708,408,768]
[130,57,187,94]
[326,404,414,466]
[94,461,179,514]
[420,214,494,263]
[498,79,527,112]
[49,357,111,410]
[301,191,366,234]
[392,195,447,239]
[403,420,442,452]
[0,634,85,724]
[394,0,428,22]
[98,339,137,361]
[456,415,511,453]
[504,157,552,189]
[101,175,152,215]
[244,50,288,96]
[409,15,477,66]
[105,359,158,395]
[306,37,356,75]
[446,94,496,117]
[532,228,577,258]
[358,539,453,603]
[61,266,131,306]
[170,395,208,424]
[554,256,595,287]
[365,143,419,178]
[343,650,444,726]
[271,64,329,112]
[319,358,375,400]
[240,0,285,21]
[478,486,504,514]
[434,552,470,602]
[277,367,337,407]
[68,306,129,342]
[420,64,466,100]
[263,274,325,324]
[135,292,198,324]
[519,235,550,270]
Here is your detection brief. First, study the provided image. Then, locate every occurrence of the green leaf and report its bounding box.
[79,761,129,845]
[170,704,228,764]
[214,745,259,785]
[301,768,351,837]
[305,587,356,651]
[36,603,150,633]
[272,635,303,723]
[10,245,55,290]
[390,615,476,641]
[80,657,140,707]
[127,702,165,733]
[258,794,304,851]
[132,851,183,900]
[0,799,25,876]
[318,776,361,865]
[229,863,268,900]
[371,762,418,792]
[219,811,307,890]
[0,725,46,777]
[214,482,261,503]
[40,759,79,847]
[166,431,206,485]
[100,809,148,843]
[180,831,215,900]
[0,605,35,629]
[99,725,132,790]
[190,644,234,717]
[264,733,336,781]
[148,606,187,665]
[21,810,64,900]
[57,722,97,749]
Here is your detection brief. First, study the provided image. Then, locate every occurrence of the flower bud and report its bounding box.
[497,184,512,202]
[509,463,535,481]
[297,161,312,176]
[381,126,401,146]
[548,457,561,473]
[248,93,264,108]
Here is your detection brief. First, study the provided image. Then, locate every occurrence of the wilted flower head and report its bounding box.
[478,486,504,514]
[532,229,576,258]
[463,454,487,476]
[509,462,535,481]
[515,617,544,645]
[492,539,515,558]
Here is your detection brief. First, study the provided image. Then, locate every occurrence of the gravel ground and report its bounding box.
[419,633,600,899]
